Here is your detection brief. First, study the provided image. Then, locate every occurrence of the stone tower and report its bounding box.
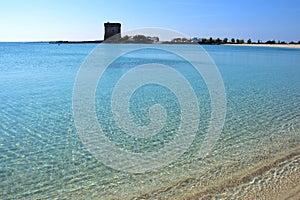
[104,22,121,40]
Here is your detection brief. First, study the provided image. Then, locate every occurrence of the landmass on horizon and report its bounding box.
[49,22,300,48]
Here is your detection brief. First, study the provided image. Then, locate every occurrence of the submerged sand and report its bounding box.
[182,147,300,200]
[134,147,300,200]
[224,43,300,49]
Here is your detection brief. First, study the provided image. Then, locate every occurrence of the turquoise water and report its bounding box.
[0,43,300,199]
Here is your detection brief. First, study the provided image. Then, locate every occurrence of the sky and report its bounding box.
[0,0,299,42]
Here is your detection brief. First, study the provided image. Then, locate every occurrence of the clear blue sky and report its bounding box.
[0,0,299,42]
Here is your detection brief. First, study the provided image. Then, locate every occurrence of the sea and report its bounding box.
[0,42,299,199]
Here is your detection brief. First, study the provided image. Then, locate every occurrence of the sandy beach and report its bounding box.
[224,43,300,49]
[134,146,300,200]
[183,147,300,200]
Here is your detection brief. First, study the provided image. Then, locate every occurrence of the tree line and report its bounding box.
[108,34,300,45]
[118,35,159,43]
[170,37,300,45]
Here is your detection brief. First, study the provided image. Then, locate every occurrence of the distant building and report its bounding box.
[104,22,121,40]
[149,36,159,43]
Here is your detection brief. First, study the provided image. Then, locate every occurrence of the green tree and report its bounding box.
[120,35,129,42]
[171,38,181,43]
[266,40,276,44]
[182,38,188,42]
[133,35,147,42]
[247,39,252,44]
[223,38,228,43]
[231,38,235,43]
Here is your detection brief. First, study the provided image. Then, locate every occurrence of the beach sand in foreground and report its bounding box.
[133,147,300,200]
[224,43,300,49]
[180,147,300,200]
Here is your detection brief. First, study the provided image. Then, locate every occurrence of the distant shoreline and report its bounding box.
[49,40,103,44]
[49,41,300,48]
[2,41,299,49]
[223,43,300,49]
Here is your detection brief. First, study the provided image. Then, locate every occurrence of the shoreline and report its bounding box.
[134,146,300,200]
[224,43,300,49]
[184,147,300,199]
[2,41,300,49]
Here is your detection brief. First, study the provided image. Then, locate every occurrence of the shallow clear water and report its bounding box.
[0,43,300,199]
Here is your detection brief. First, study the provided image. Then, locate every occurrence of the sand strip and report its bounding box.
[224,43,300,49]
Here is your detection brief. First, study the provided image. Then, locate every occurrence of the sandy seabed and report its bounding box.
[133,147,300,200]
[183,148,300,200]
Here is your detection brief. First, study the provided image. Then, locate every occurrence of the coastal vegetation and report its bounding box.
[117,35,300,45]
[118,35,159,43]
[51,35,300,45]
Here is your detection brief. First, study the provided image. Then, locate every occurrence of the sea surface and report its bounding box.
[0,43,300,199]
